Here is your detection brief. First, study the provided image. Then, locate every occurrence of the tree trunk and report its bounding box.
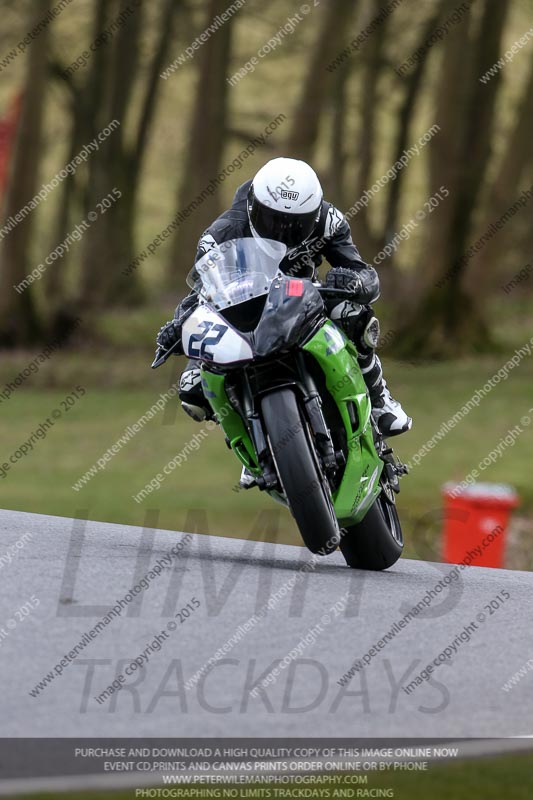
[415,3,473,301]
[44,81,87,335]
[78,0,121,309]
[323,60,351,211]
[0,0,52,346]
[349,0,389,260]
[287,0,358,162]
[394,0,511,358]
[73,0,179,310]
[383,0,450,246]
[167,0,235,283]
[134,0,179,166]
[79,0,178,308]
[464,50,533,294]
[446,0,511,273]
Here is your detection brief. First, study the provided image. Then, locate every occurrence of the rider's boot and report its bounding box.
[359,350,412,437]
[329,302,412,438]
[239,467,257,489]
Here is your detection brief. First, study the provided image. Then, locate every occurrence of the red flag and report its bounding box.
[0,93,22,201]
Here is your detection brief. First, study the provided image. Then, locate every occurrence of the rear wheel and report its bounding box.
[339,493,403,570]
[261,388,340,554]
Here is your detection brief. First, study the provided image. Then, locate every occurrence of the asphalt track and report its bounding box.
[1,509,532,738]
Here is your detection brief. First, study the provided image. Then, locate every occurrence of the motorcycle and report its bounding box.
[153,237,408,569]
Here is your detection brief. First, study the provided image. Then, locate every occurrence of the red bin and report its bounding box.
[441,482,519,568]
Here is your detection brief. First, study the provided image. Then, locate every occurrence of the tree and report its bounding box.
[382,0,450,249]
[78,0,180,309]
[0,0,52,346]
[287,0,358,162]
[464,50,533,294]
[348,0,390,259]
[323,58,351,212]
[395,0,511,358]
[167,0,235,283]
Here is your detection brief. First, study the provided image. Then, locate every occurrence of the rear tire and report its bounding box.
[339,494,403,570]
[261,388,340,554]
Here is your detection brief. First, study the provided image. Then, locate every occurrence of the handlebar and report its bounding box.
[151,285,359,368]
[151,339,182,369]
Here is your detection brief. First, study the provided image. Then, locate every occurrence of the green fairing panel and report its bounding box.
[303,321,383,524]
[200,369,261,474]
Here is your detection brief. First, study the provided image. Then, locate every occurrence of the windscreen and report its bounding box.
[186,238,287,310]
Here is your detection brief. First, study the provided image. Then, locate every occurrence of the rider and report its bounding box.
[157,157,411,446]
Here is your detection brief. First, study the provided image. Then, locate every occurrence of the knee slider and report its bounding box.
[363,316,380,349]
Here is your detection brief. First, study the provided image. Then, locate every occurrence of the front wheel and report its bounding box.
[261,388,340,555]
[339,494,403,570]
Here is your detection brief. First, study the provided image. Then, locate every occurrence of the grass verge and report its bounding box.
[1,346,532,560]
[7,752,533,800]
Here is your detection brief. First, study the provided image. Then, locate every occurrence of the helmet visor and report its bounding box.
[249,201,319,249]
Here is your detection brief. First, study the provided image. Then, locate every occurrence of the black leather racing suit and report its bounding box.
[177,180,383,409]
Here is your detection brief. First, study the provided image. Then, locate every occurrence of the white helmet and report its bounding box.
[248,157,323,249]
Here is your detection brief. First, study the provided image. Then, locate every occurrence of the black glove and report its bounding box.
[156,293,199,354]
[325,266,362,296]
[156,320,183,353]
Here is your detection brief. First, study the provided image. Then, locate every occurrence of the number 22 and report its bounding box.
[189,321,227,359]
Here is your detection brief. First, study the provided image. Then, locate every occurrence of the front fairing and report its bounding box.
[253,276,324,358]
[182,276,325,364]
[182,304,254,365]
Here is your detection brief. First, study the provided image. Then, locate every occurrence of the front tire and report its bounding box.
[261,388,340,554]
[339,494,403,570]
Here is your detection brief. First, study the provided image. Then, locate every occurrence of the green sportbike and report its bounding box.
[153,237,408,569]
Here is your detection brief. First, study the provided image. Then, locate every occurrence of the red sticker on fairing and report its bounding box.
[286,279,304,297]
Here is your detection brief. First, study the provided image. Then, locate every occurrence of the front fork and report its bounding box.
[239,374,278,490]
[234,353,342,492]
[295,352,344,477]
